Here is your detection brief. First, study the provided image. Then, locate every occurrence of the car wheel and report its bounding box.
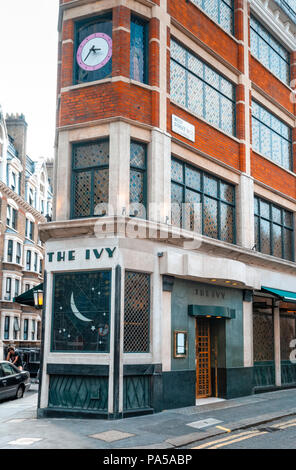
[16,385,24,399]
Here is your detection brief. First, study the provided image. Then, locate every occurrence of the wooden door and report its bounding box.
[196,318,211,398]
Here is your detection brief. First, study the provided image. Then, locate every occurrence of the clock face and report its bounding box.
[76,33,112,72]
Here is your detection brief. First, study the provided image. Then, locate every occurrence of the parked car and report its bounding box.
[0,361,30,401]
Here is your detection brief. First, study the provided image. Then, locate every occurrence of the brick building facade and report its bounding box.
[38,0,296,418]
[0,109,52,354]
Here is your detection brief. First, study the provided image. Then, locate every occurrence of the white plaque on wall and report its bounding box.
[172,115,195,142]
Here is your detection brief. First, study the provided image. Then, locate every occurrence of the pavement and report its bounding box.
[0,385,296,449]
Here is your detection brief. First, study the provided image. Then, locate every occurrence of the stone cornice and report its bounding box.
[40,217,296,275]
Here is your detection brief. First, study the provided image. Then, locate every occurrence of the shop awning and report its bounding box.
[261,286,296,303]
[188,305,235,319]
[13,283,43,306]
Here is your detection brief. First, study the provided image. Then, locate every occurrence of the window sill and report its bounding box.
[61,77,155,94]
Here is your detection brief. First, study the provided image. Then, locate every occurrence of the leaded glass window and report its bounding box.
[171,40,236,135]
[252,101,292,170]
[130,141,147,218]
[250,16,290,84]
[191,0,234,34]
[52,270,111,352]
[71,139,109,219]
[74,14,112,85]
[171,158,235,243]
[254,196,294,261]
[124,271,150,353]
[130,16,148,84]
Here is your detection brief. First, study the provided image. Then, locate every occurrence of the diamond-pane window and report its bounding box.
[130,16,148,84]
[124,271,150,353]
[130,141,147,218]
[254,196,294,261]
[252,101,292,170]
[190,0,234,34]
[250,16,290,84]
[71,140,109,219]
[171,158,235,243]
[170,40,235,136]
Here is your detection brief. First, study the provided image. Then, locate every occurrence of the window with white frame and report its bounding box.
[34,252,38,272]
[5,277,12,301]
[26,250,31,271]
[13,317,20,340]
[15,279,20,297]
[25,219,34,240]
[7,240,13,262]
[23,319,28,340]
[32,319,36,340]
[16,242,22,264]
[7,206,17,230]
[4,316,10,339]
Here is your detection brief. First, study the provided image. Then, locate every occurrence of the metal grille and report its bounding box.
[123,376,150,410]
[130,141,147,218]
[72,140,109,218]
[196,318,211,398]
[48,375,108,411]
[124,271,150,353]
[253,312,274,362]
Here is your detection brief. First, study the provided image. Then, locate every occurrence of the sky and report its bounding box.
[0,0,59,162]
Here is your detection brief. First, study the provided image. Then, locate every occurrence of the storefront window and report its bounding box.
[51,270,111,352]
[280,311,296,385]
[253,300,275,387]
[124,271,150,353]
[71,139,109,219]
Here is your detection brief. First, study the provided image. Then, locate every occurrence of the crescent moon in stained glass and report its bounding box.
[70,292,92,322]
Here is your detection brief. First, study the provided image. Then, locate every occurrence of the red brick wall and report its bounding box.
[251,151,296,199]
[168,0,239,70]
[169,103,240,170]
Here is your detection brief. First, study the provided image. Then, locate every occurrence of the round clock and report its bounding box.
[76,32,112,72]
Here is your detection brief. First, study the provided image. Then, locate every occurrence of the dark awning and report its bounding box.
[13,283,43,306]
[188,305,235,319]
[261,286,296,303]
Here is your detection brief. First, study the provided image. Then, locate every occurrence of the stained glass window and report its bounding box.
[130,141,147,218]
[252,101,292,170]
[250,16,290,84]
[190,0,234,34]
[52,270,111,352]
[74,14,112,85]
[130,16,148,84]
[171,157,235,243]
[71,139,109,219]
[254,196,294,261]
[171,40,236,136]
[124,271,150,353]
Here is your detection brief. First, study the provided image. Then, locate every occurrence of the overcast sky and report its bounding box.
[0,0,59,162]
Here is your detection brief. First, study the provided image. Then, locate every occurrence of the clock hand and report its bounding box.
[84,45,96,62]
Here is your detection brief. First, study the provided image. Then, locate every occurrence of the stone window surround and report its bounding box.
[2,273,22,302]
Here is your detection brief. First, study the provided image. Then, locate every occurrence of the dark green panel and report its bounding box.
[162,370,196,409]
[123,376,151,411]
[48,375,108,411]
[281,361,296,385]
[253,361,275,387]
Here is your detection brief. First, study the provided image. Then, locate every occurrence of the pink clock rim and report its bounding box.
[76,32,112,72]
